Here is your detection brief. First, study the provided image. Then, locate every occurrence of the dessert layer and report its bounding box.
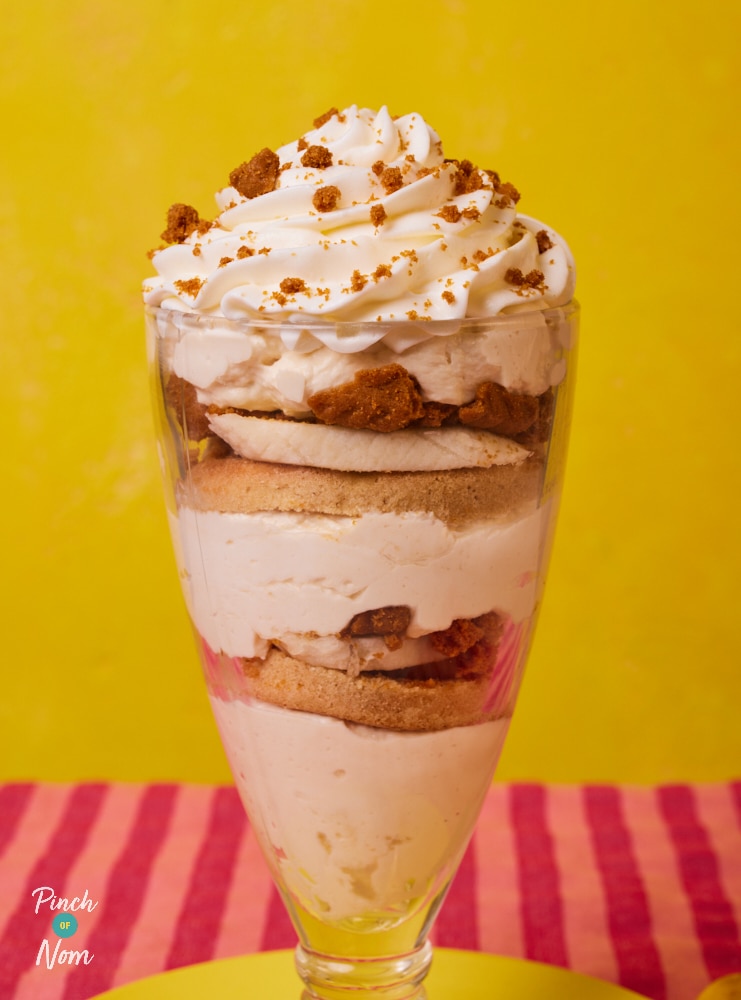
[144,106,575,324]
[207,413,531,472]
[181,453,542,527]
[161,307,573,416]
[172,504,551,660]
[210,695,509,920]
[232,647,508,731]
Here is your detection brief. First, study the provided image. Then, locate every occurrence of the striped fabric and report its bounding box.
[0,782,739,999]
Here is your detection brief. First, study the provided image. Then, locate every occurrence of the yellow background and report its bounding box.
[2,0,739,785]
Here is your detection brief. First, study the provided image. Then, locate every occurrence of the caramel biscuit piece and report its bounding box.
[165,374,213,441]
[230,149,280,199]
[182,453,543,529]
[430,612,503,657]
[307,363,425,432]
[458,382,539,436]
[236,646,509,731]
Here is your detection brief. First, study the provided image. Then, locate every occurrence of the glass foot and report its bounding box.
[295,940,432,999]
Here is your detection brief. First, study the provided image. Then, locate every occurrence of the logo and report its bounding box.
[32,886,97,970]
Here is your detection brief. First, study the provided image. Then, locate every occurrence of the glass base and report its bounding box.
[296,940,432,1000]
[89,947,645,998]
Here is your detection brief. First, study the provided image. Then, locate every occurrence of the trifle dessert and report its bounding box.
[145,105,577,997]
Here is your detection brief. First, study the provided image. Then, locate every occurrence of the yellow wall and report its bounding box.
[2,0,739,784]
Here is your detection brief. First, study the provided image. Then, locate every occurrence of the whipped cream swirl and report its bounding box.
[144,106,575,344]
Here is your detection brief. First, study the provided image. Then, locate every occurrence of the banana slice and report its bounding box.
[208,413,531,472]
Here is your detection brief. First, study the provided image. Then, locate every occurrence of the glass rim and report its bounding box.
[144,299,579,336]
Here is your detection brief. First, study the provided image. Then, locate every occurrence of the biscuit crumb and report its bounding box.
[436,205,461,223]
[218,256,233,268]
[370,204,387,226]
[313,185,341,211]
[230,148,280,199]
[350,270,368,292]
[379,166,403,194]
[493,181,520,206]
[236,246,255,259]
[279,277,308,295]
[161,203,205,244]
[451,159,484,196]
[373,263,392,281]
[442,290,456,304]
[506,267,545,290]
[536,229,555,253]
[313,107,341,128]
[173,277,204,297]
[301,145,333,168]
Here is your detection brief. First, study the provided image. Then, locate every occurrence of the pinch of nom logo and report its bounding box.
[32,886,97,970]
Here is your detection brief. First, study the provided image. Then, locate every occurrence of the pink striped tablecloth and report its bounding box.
[0,782,739,999]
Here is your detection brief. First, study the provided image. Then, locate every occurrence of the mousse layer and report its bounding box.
[171,504,551,661]
[210,696,510,920]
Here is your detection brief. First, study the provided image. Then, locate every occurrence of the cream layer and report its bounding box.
[163,307,573,416]
[209,696,509,921]
[171,504,551,662]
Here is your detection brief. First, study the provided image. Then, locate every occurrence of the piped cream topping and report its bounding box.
[144,106,575,338]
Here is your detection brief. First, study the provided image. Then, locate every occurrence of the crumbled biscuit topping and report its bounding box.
[504,267,546,290]
[436,205,462,223]
[312,185,341,212]
[536,229,555,253]
[279,277,308,295]
[313,107,344,129]
[161,203,209,244]
[379,166,404,194]
[230,148,280,199]
[173,277,204,297]
[451,160,485,196]
[301,145,333,169]
[148,107,572,319]
[350,270,368,292]
[370,204,387,226]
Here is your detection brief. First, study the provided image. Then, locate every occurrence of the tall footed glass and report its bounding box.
[147,302,578,999]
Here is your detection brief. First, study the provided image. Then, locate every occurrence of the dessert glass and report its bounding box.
[147,301,578,1000]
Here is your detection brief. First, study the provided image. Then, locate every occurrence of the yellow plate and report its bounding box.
[93,948,648,998]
